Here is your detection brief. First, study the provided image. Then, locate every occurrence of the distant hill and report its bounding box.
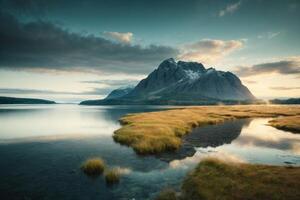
[105,86,134,100]
[0,96,56,104]
[80,58,256,105]
[270,98,300,104]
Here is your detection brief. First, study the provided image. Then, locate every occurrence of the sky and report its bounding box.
[0,0,299,103]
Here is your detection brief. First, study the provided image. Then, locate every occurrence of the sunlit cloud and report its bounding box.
[243,80,257,84]
[80,79,139,87]
[270,86,300,90]
[0,87,112,96]
[104,31,133,44]
[169,150,245,169]
[178,39,244,65]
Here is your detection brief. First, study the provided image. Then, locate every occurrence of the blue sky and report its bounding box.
[0,0,299,102]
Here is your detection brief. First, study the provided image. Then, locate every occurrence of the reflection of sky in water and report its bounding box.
[0,104,175,140]
[170,118,300,168]
[0,104,120,139]
[1,105,300,199]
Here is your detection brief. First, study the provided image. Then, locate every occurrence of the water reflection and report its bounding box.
[0,104,174,141]
[232,118,300,155]
[1,105,300,200]
[158,119,251,162]
[169,118,300,169]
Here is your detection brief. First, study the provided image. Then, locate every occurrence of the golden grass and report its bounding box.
[105,168,121,184]
[114,105,300,154]
[269,115,300,133]
[179,158,300,200]
[81,158,106,176]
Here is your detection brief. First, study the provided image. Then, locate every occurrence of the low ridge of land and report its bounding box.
[0,96,56,104]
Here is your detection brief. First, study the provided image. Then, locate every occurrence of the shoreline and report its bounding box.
[113,105,300,154]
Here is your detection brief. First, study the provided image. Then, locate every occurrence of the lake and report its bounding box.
[0,104,299,200]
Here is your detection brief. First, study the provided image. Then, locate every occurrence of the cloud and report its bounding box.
[257,31,281,39]
[0,11,178,74]
[219,1,242,17]
[178,39,244,64]
[0,0,50,17]
[270,86,300,90]
[234,57,300,77]
[169,150,245,169]
[243,80,257,84]
[81,79,139,87]
[0,87,112,96]
[104,31,133,44]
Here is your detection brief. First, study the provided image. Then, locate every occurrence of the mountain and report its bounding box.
[270,98,300,104]
[105,86,134,100]
[0,96,56,104]
[80,58,256,105]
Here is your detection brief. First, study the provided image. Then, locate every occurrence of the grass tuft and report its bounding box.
[81,158,105,176]
[105,168,121,184]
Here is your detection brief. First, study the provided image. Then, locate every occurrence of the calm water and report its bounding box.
[0,104,299,200]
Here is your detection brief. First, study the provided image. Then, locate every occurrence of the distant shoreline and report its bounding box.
[0,96,56,104]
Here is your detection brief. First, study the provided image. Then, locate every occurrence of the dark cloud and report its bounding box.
[235,58,300,77]
[270,86,300,90]
[0,0,52,17]
[0,87,112,96]
[0,11,178,74]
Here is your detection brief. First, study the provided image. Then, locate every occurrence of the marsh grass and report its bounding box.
[81,158,105,176]
[155,188,177,200]
[114,105,300,154]
[105,168,121,184]
[269,115,300,133]
[179,158,300,200]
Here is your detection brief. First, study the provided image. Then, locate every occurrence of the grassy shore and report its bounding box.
[156,159,300,200]
[269,115,300,133]
[114,105,300,154]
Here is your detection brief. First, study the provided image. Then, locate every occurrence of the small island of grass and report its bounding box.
[156,159,300,200]
[81,158,106,176]
[114,105,300,154]
[105,168,121,184]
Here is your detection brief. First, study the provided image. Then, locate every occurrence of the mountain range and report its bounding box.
[80,58,256,105]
